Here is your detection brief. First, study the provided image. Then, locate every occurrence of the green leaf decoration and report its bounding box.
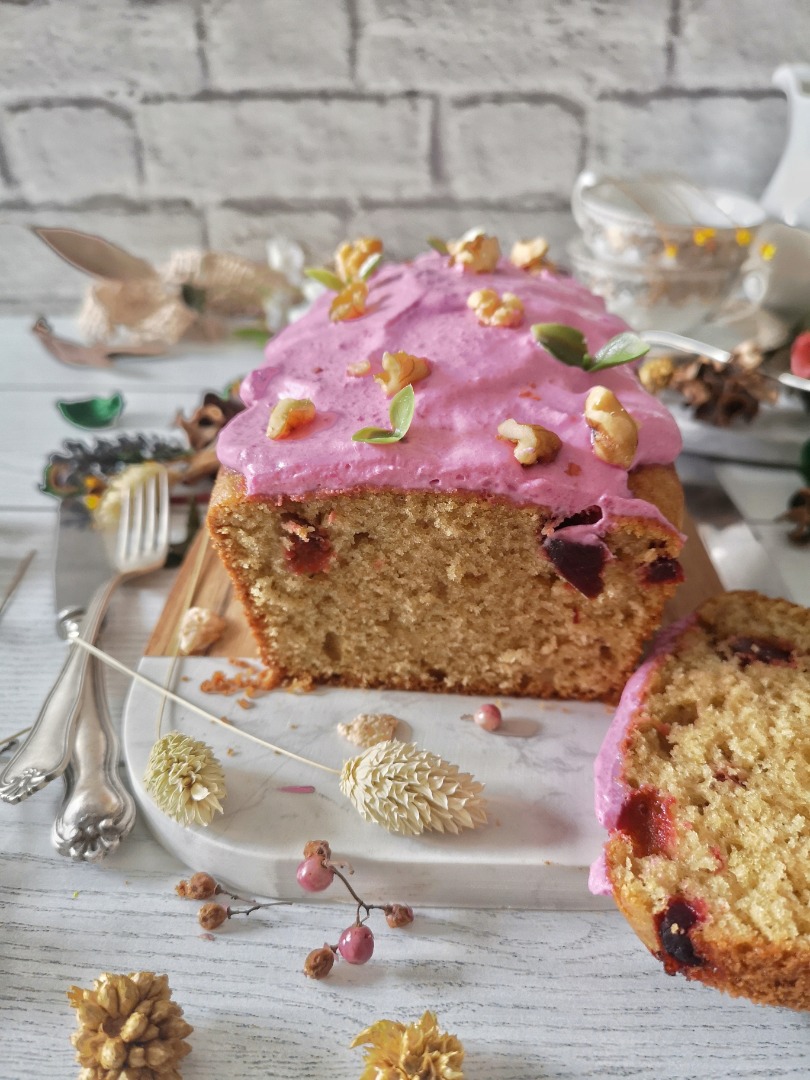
[232,325,270,343]
[426,236,449,255]
[352,385,416,444]
[531,323,589,367]
[799,438,810,486]
[304,267,344,292]
[358,252,383,281]
[589,331,651,371]
[56,392,124,429]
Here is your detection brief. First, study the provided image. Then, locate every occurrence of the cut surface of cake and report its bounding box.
[209,237,685,701]
[591,591,810,1009]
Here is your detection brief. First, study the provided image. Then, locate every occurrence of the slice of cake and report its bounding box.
[208,235,684,701]
[591,591,810,1009]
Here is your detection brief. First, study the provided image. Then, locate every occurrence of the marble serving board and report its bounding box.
[122,517,722,910]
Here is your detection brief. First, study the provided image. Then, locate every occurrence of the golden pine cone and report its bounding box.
[67,971,193,1079]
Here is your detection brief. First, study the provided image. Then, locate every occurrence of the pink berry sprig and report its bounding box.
[175,871,290,931]
[297,840,414,979]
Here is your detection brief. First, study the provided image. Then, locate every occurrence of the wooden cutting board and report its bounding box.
[146,512,723,658]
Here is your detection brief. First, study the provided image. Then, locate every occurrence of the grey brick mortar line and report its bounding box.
[428,96,446,190]
[444,93,587,122]
[193,0,212,87]
[598,87,783,104]
[0,195,204,214]
[0,120,17,189]
[346,0,360,85]
[137,88,428,106]
[4,97,138,120]
[218,195,574,214]
[665,0,681,82]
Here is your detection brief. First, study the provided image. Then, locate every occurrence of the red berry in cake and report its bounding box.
[337,923,375,964]
[724,635,795,668]
[656,898,705,970]
[790,330,810,380]
[543,536,606,598]
[644,556,684,585]
[296,855,335,892]
[615,787,677,859]
[474,704,502,731]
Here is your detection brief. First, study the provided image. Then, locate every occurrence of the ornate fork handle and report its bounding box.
[0,576,119,804]
[52,646,136,861]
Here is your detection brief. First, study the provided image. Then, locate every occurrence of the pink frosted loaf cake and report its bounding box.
[209,236,685,700]
[591,592,810,1009]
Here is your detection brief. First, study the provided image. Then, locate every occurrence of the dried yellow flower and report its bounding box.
[68,971,193,1080]
[335,236,383,283]
[510,236,553,272]
[497,418,562,466]
[330,280,369,322]
[466,288,524,328]
[447,231,501,273]
[638,356,675,394]
[374,350,432,397]
[337,712,400,748]
[266,397,316,440]
[351,1010,464,1080]
[340,739,487,836]
[144,731,226,827]
[94,461,166,529]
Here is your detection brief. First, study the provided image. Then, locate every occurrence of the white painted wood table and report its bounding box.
[1,315,809,1080]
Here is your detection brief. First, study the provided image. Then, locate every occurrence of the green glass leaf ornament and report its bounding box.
[589,332,651,371]
[232,325,270,343]
[352,385,416,444]
[531,323,589,367]
[56,392,125,429]
[303,267,344,292]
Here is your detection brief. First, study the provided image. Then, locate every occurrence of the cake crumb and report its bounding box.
[178,607,227,656]
[338,712,399,748]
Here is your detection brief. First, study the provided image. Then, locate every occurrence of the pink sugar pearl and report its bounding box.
[474,703,502,731]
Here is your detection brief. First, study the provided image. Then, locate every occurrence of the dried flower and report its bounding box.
[176,872,218,900]
[67,971,193,1079]
[340,740,487,836]
[303,839,332,861]
[175,390,244,451]
[337,713,399,748]
[384,903,415,929]
[198,902,228,930]
[779,487,810,545]
[304,946,336,980]
[667,346,778,427]
[447,231,501,273]
[351,1010,464,1080]
[144,731,226,827]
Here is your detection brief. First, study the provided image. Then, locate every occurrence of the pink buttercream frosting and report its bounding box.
[588,614,697,895]
[217,252,682,529]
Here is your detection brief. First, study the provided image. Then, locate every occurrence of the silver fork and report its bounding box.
[52,467,171,861]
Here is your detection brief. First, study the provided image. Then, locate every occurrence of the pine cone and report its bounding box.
[67,971,193,1079]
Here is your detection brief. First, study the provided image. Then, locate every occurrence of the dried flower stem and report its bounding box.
[328,861,385,924]
[71,637,339,775]
[0,725,31,755]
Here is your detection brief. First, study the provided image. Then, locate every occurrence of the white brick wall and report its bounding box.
[0,0,802,310]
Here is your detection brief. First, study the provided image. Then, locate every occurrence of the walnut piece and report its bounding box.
[583,386,638,469]
[374,350,431,397]
[337,712,400,748]
[497,418,562,466]
[346,358,371,377]
[467,288,524,328]
[510,236,553,272]
[266,397,316,440]
[330,280,368,322]
[447,232,501,273]
[335,236,383,283]
[178,607,227,655]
